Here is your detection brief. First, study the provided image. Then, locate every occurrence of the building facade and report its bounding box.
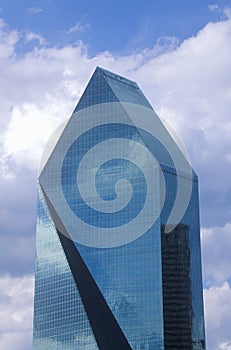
[33,67,206,349]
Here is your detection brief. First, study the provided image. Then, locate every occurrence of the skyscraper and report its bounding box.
[33,67,206,349]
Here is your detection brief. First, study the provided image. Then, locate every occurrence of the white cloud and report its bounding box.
[0,275,34,350]
[67,18,90,34]
[202,223,231,285]
[224,7,231,18]
[208,4,219,11]
[25,32,45,46]
[220,341,231,350]
[134,16,231,144]
[0,19,18,59]
[198,224,231,348]
[27,7,43,14]
[204,282,231,350]
[4,101,70,168]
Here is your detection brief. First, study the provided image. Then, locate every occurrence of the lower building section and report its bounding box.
[33,189,99,350]
[33,187,165,349]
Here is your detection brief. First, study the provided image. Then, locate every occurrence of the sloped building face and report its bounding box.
[33,67,206,349]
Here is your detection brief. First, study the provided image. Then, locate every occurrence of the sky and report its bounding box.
[0,0,231,349]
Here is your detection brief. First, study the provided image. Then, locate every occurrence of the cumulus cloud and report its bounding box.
[24,32,45,46]
[204,282,231,350]
[131,12,231,227]
[202,223,231,286]
[1,9,231,350]
[0,275,34,350]
[4,102,68,168]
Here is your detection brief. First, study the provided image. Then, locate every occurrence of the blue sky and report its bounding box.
[0,1,231,349]
[1,0,230,54]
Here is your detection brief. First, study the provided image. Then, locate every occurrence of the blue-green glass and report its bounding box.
[32,187,99,350]
[33,67,206,350]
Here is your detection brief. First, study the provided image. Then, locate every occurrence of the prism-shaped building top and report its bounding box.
[33,67,206,349]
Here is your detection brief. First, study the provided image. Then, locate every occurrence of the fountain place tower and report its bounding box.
[32,67,206,350]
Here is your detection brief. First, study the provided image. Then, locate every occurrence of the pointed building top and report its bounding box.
[74,66,153,113]
[95,66,138,87]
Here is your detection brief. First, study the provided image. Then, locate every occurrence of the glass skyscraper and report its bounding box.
[33,67,206,349]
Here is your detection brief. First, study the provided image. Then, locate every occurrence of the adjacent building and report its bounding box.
[33,67,206,349]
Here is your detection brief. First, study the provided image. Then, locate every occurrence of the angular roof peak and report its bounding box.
[95,66,138,87]
[74,66,152,113]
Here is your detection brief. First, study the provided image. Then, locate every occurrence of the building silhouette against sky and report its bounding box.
[33,67,206,349]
